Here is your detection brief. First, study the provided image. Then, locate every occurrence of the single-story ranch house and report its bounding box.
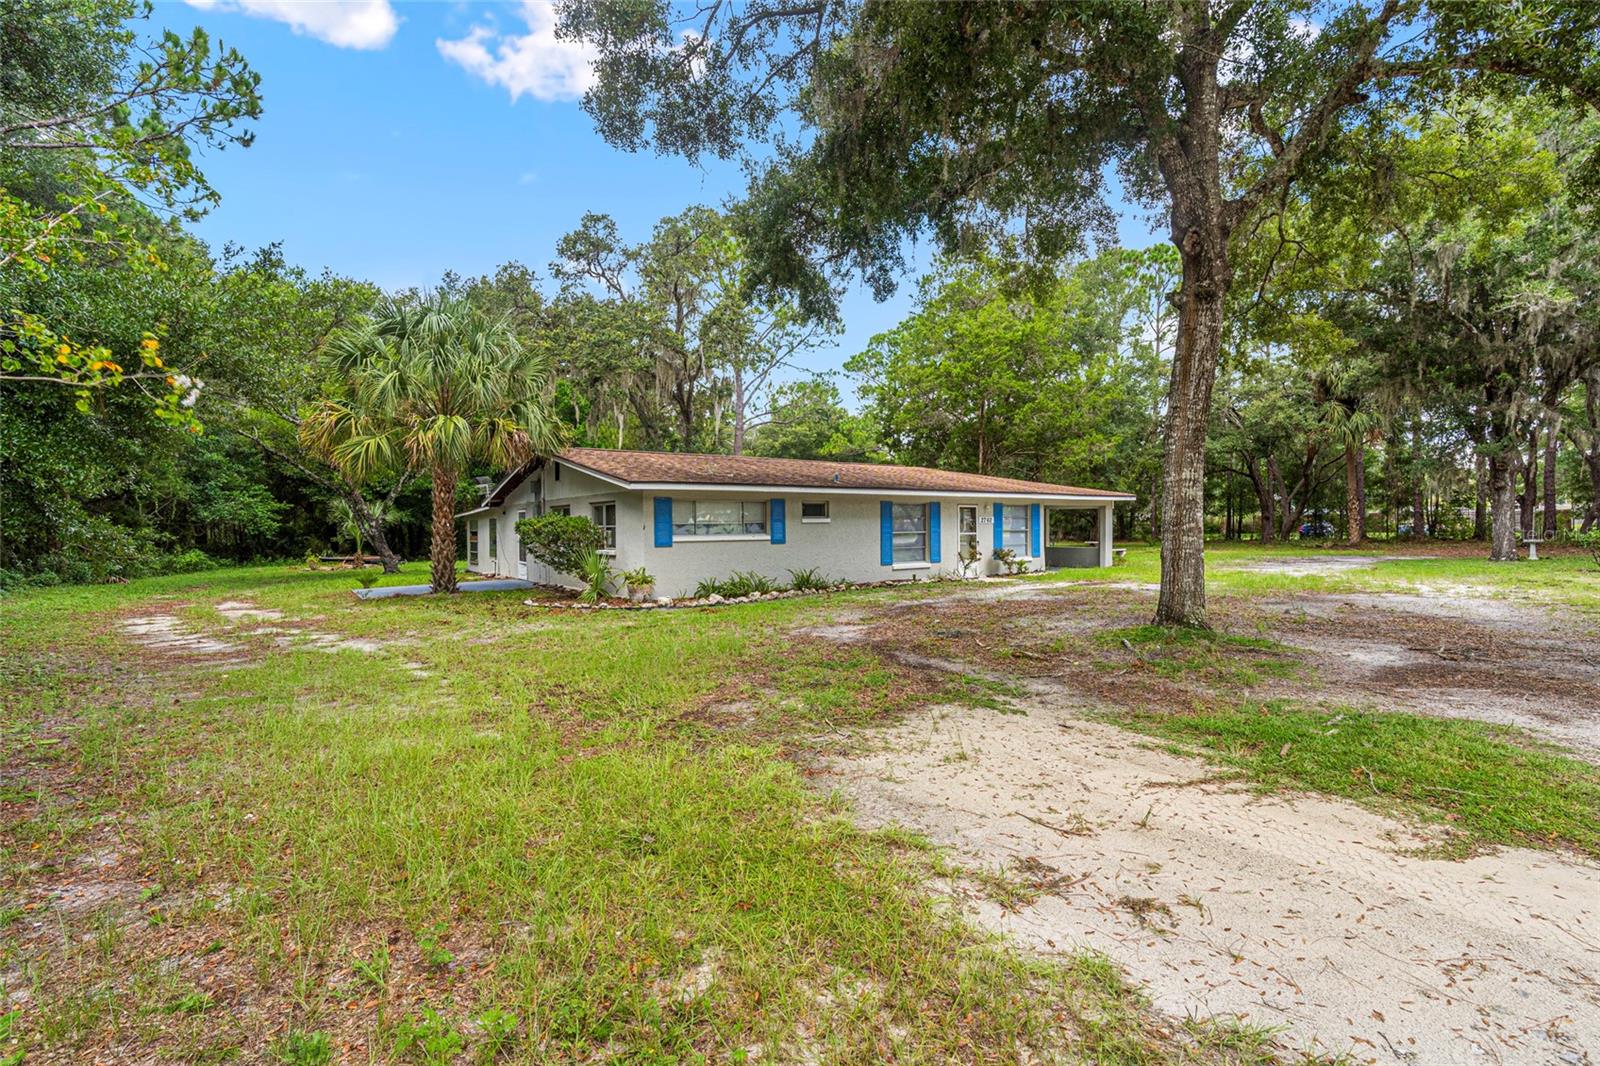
[459,448,1135,598]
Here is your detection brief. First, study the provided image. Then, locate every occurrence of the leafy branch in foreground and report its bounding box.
[1,0,259,422]
[0,310,202,430]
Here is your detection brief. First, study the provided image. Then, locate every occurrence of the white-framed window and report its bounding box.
[516,510,527,562]
[958,505,978,558]
[1002,505,1028,552]
[548,504,570,517]
[800,500,830,522]
[468,521,479,565]
[487,516,498,562]
[592,501,617,551]
[892,503,928,563]
[672,499,768,537]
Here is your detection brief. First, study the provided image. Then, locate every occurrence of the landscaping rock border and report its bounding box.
[522,578,932,611]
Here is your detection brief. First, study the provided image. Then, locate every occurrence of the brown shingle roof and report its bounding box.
[556,447,1134,499]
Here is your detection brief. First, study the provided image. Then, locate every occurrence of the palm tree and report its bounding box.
[329,497,391,566]
[302,292,563,593]
[1314,358,1385,546]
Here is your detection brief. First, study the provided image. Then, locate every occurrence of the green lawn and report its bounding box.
[1042,540,1600,611]
[1110,700,1600,859]
[5,545,1595,1063]
[0,562,1290,1065]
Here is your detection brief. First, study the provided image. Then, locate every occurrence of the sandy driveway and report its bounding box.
[824,692,1600,1065]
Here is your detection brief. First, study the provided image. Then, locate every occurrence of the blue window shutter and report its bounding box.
[880,501,893,566]
[993,503,1004,551]
[653,497,673,548]
[770,499,786,544]
[928,502,941,564]
[1030,503,1042,557]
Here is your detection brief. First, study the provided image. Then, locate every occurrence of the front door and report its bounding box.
[958,505,978,575]
[516,509,528,579]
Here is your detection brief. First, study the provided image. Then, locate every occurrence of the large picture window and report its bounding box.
[1002,505,1029,552]
[892,503,928,563]
[592,501,617,551]
[672,499,768,537]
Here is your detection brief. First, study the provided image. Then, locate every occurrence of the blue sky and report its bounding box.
[155,1,1160,384]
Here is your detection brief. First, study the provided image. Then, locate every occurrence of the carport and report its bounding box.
[1043,502,1117,568]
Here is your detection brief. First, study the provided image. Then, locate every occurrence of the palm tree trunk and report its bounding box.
[430,466,459,594]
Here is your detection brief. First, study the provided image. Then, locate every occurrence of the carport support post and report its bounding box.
[1098,504,1115,568]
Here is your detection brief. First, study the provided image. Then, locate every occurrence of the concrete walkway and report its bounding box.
[353,579,536,600]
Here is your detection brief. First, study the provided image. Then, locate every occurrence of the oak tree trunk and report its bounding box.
[1154,239,1228,628]
[1542,422,1558,539]
[1244,456,1275,544]
[1585,449,1600,532]
[1473,453,1487,540]
[345,489,401,574]
[430,466,459,594]
[1409,422,1425,537]
[1488,450,1519,561]
[1518,430,1538,540]
[731,364,747,455]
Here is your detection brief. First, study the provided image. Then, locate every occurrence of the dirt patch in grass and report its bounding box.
[1257,595,1600,755]
[1226,553,1426,577]
[835,581,1600,758]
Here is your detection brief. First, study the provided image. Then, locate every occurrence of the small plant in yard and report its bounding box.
[391,1007,465,1064]
[268,1030,332,1066]
[166,989,214,1014]
[576,549,615,603]
[724,570,778,597]
[956,542,982,578]
[786,566,831,591]
[690,572,778,598]
[992,547,1025,575]
[1575,528,1600,570]
[621,566,655,600]
[475,1007,519,1057]
[355,569,380,589]
[352,945,390,990]
[417,924,454,968]
[0,1009,23,1066]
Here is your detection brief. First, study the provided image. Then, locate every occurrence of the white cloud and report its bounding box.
[184,0,398,50]
[436,1,595,103]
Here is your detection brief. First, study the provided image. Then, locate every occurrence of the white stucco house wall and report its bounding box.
[458,448,1135,598]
